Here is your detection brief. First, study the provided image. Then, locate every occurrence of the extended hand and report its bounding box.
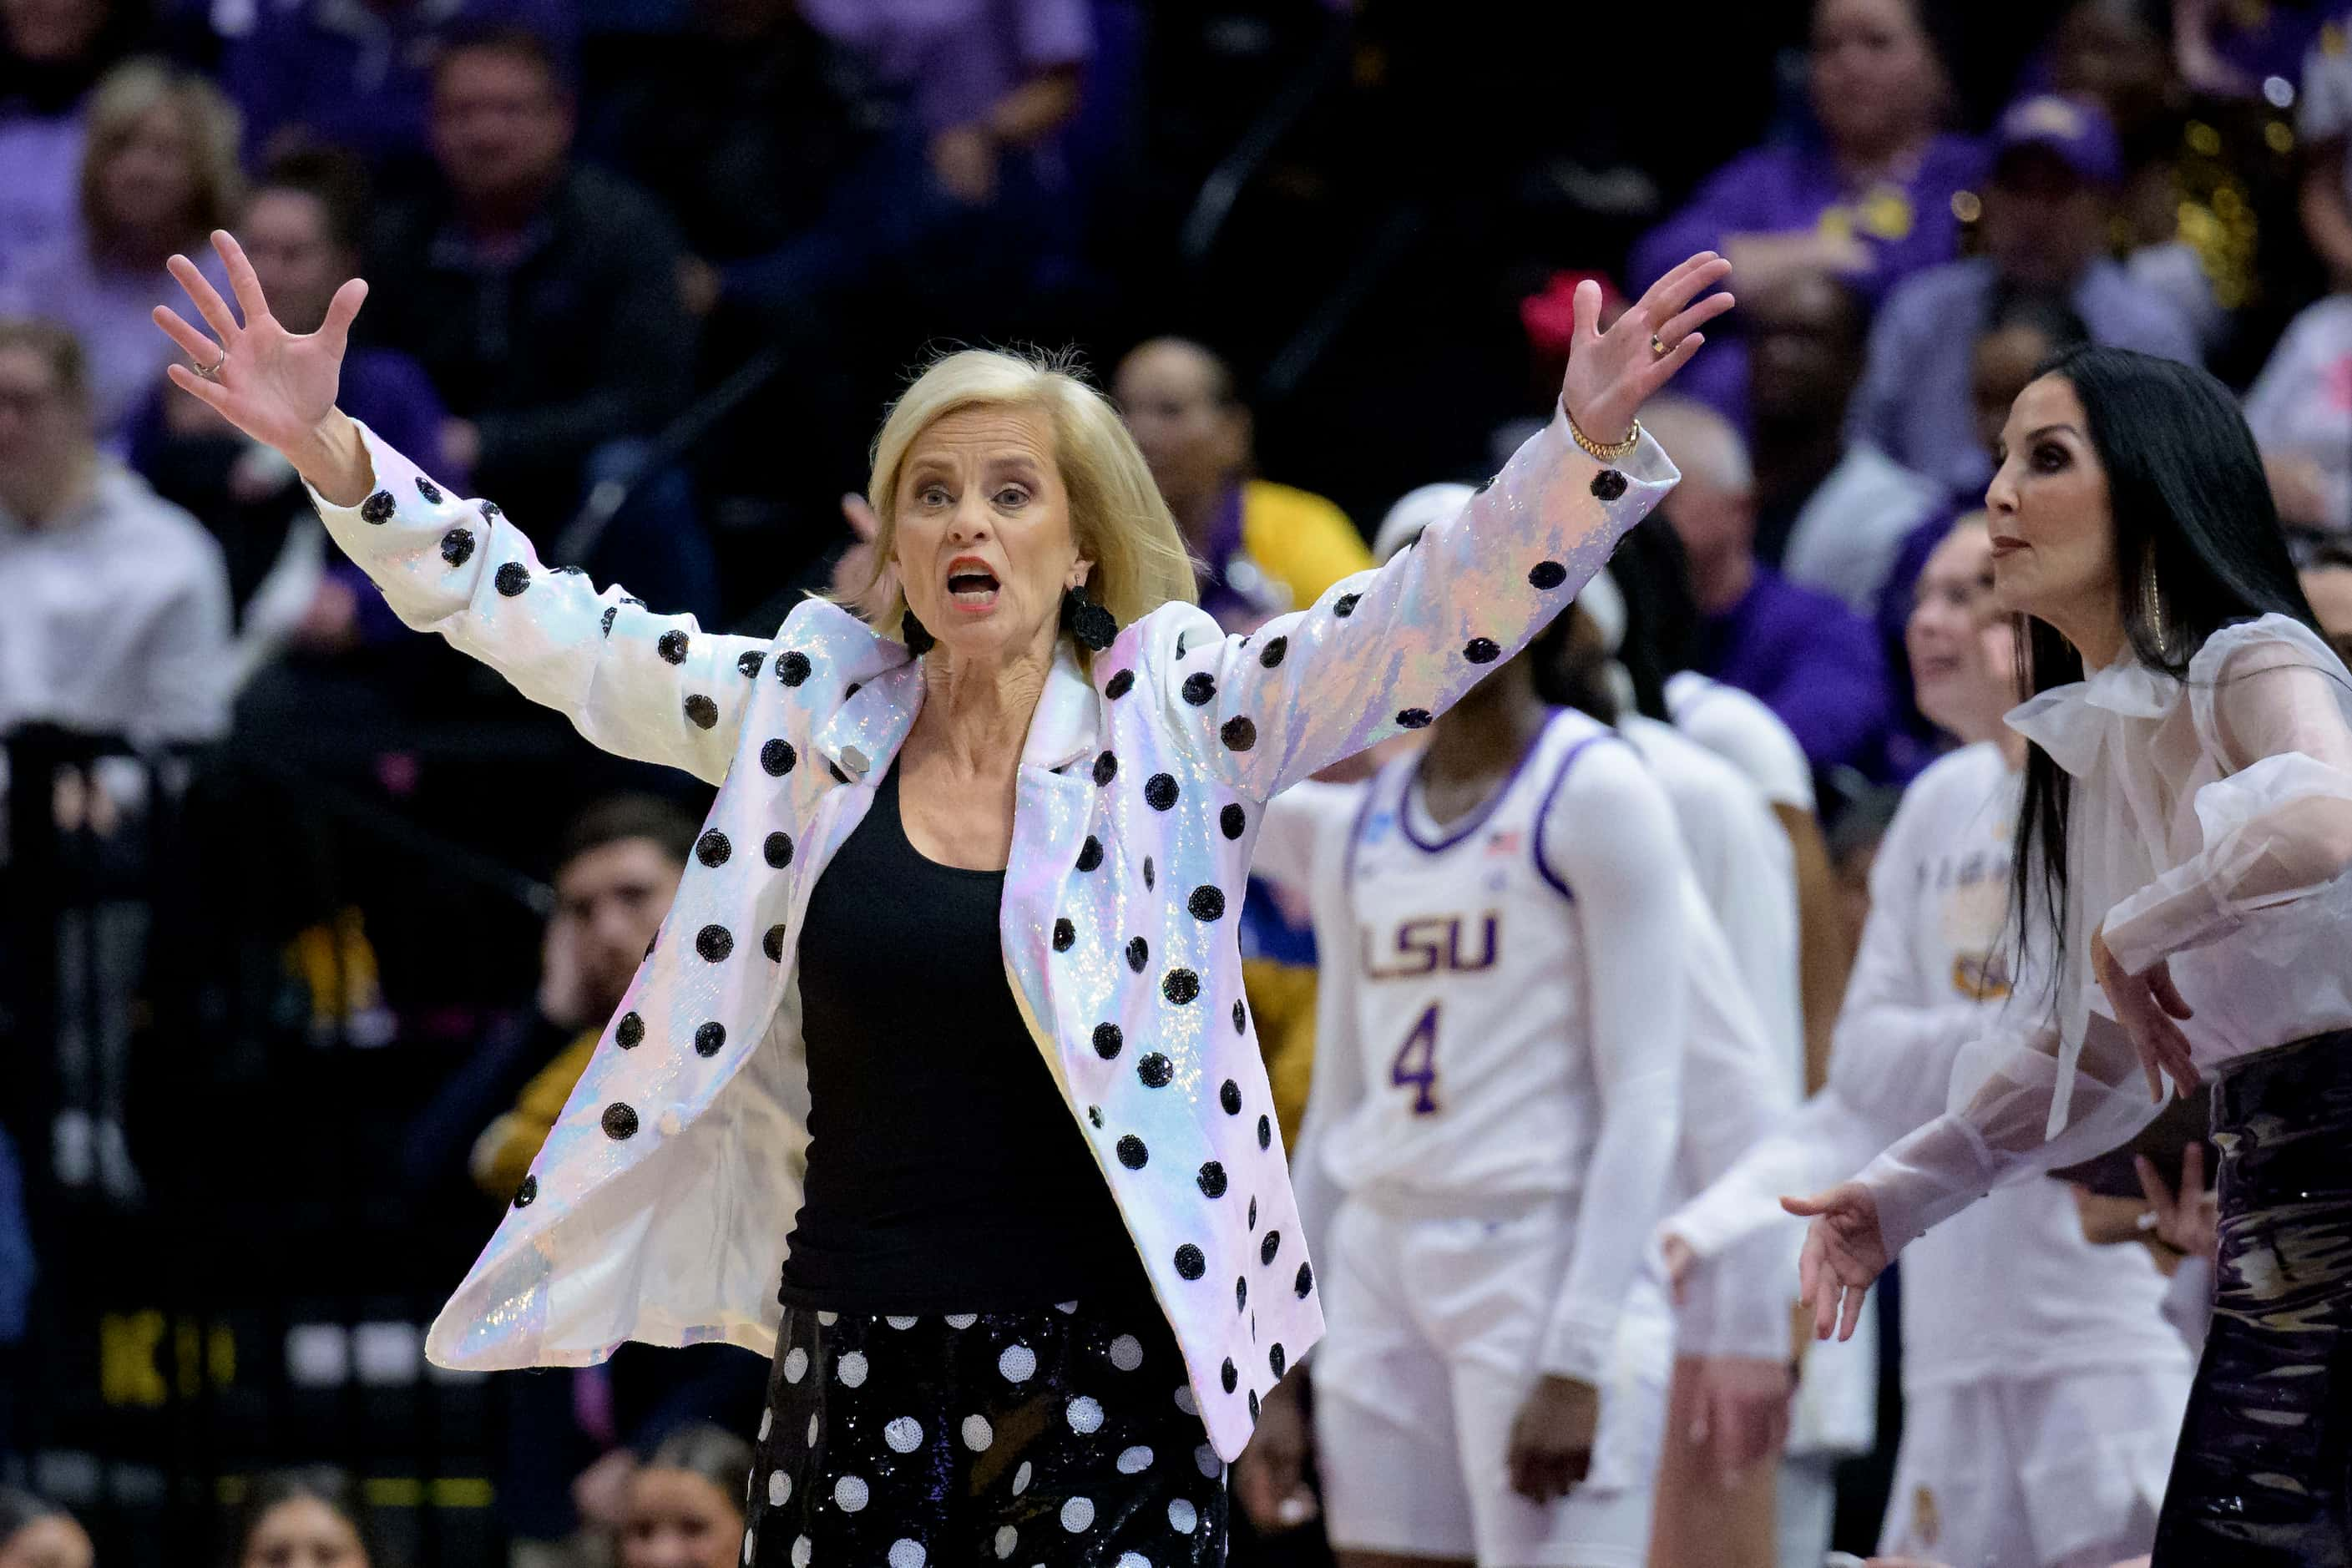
[2136,1142,2218,1262]
[1560,250,1734,446]
[1232,1375,1318,1534]
[1506,1374,1600,1504]
[153,230,369,492]
[1690,1355,1793,1482]
[1782,1181,1889,1343]
[2091,928,2198,1100]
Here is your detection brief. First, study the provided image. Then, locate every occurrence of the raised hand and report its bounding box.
[1782,1181,1889,1343]
[1561,250,1734,446]
[2091,928,2198,1101]
[152,230,370,494]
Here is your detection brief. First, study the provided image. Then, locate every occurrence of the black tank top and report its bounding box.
[778,760,1151,1313]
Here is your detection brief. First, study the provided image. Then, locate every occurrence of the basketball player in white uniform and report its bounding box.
[1664,518,2193,1568]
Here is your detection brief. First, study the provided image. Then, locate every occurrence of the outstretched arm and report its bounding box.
[154,231,766,783]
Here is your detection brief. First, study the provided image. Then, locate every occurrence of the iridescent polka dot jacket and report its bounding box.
[306,407,1678,1463]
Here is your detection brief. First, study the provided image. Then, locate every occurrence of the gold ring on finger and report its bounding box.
[1650,332,1670,360]
[194,352,227,381]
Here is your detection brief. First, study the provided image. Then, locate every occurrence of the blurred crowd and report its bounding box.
[9,0,2352,1561]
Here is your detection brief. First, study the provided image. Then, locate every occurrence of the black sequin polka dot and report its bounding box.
[512,1174,536,1208]
[1333,593,1360,619]
[1092,751,1119,787]
[415,476,444,504]
[1220,1080,1242,1115]
[360,490,397,524]
[1174,1245,1206,1280]
[1270,1344,1286,1378]
[1591,468,1628,502]
[620,596,646,609]
[843,681,861,701]
[615,1011,645,1049]
[479,500,503,521]
[600,606,617,637]
[1137,1053,1172,1088]
[1221,1359,1237,1393]
[1220,716,1257,752]
[1105,669,1134,700]
[1093,1023,1123,1060]
[763,924,786,962]
[1296,1262,1313,1298]
[602,1102,639,1140]
[737,650,764,677]
[1162,969,1200,1005]
[1196,1161,1227,1198]
[1232,999,1247,1035]
[695,830,731,867]
[1260,1232,1282,1265]
[829,761,851,785]
[695,1021,726,1057]
[764,832,793,868]
[1052,918,1075,952]
[1116,1135,1149,1170]
[1221,803,1246,840]
[1464,637,1501,664]
[1529,560,1568,590]
[1249,1390,1261,1423]
[1188,885,1225,922]
[1125,937,1148,973]
[439,528,474,566]
[1236,1277,1247,1313]
[1088,1105,1104,1129]
[1181,672,1216,706]
[1143,857,1155,890]
[695,924,734,962]
[494,562,529,596]
[1257,1115,1272,1150]
[1144,773,1179,811]
[1396,707,1433,729]
[777,650,812,686]
[657,630,688,665]
[557,564,586,576]
[1075,836,1104,873]
[1176,632,1189,660]
[683,694,718,729]
[761,739,797,776]
[1257,636,1287,669]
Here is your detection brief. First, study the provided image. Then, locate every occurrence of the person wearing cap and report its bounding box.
[1112,337,1372,630]
[1849,94,2201,498]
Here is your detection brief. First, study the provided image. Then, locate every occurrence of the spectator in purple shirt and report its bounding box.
[222,0,577,178]
[0,0,159,296]
[1629,0,1986,432]
[1848,94,2201,499]
[1645,396,1894,779]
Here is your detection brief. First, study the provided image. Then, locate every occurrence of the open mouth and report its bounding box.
[945,559,1000,611]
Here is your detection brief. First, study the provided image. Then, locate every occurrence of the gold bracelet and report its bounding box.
[1567,412,1641,463]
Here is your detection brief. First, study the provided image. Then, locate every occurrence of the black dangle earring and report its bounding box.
[899,604,936,657]
[1060,583,1119,652]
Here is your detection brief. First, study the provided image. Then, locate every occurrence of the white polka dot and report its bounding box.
[1108,1334,1144,1371]
[833,1474,868,1513]
[993,1525,1018,1560]
[768,1469,791,1508]
[1060,1497,1095,1532]
[1195,1444,1221,1479]
[782,1347,809,1383]
[885,1315,918,1330]
[1118,1555,1151,1568]
[1116,1445,1153,1474]
[1055,1301,1079,1315]
[1013,1461,1032,1495]
[791,1537,812,1568]
[1067,1395,1104,1434]
[817,1310,838,1325]
[999,1343,1036,1383]
[807,1414,820,1448]
[1173,1385,1197,1416]
[741,1527,755,1565]
[837,1351,868,1388]
[884,1416,923,1453]
[759,1408,774,1441]
[1169,1497,1198,1534]
[887,1540,925,1568]
[944,1313,977,1329]
[961,1414,994,1452]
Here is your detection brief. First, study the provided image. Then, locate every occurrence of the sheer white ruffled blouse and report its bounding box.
[1856,614,2352,1249]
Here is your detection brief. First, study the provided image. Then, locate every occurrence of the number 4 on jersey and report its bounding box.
[1390,1004,1440,1115]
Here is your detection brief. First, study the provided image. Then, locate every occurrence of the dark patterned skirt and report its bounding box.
[2151,1029,2352,1567]
[742,1296,1229,1567]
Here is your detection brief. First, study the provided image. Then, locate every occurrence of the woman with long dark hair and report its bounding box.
[1787,345,2352,1563]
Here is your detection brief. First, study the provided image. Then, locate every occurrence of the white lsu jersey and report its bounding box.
[1321,709,1625,1211]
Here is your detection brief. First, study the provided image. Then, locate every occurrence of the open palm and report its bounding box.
[152,230,367,460]
[1783,1181,1889,1343]
[1560,250,1734,446]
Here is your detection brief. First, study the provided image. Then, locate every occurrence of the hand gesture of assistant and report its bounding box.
[153,229,375,505]
[1559,250,1734,445]
[1781,1181,1889,1343]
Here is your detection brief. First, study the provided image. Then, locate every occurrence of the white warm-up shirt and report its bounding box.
[1667,670,1817,814]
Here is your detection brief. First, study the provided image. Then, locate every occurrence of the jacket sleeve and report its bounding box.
[305,420,770,785]
[1141,407,1679,802]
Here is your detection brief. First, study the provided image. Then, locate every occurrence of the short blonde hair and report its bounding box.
[854,348,1198,650]
[80,59,244,252]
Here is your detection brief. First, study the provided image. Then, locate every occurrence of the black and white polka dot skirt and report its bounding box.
[742,1297,1229,1566]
